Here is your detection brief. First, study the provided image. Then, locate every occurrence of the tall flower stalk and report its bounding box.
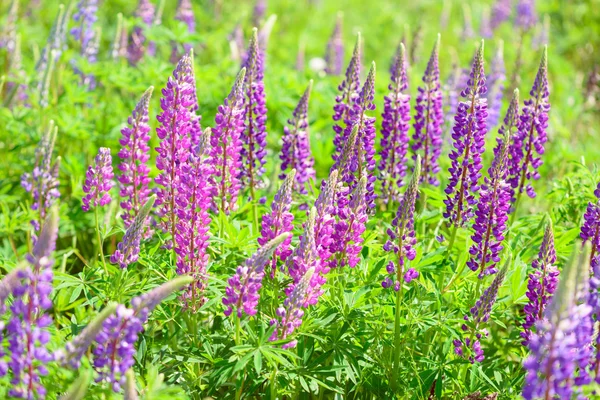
[378,43,410,203]
[486,41,505,131]
[171,0,195,61]
[70,0,99,88]
[411,35,443,186]
[127,0,155,65]
[111,196,156,269]
[324,13,344,76]
[491,0,511,31]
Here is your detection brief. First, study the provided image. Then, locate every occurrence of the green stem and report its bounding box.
[442,259,468,294]
[391,284,404,391]
[95,208,108,275]
[235,315,241,345]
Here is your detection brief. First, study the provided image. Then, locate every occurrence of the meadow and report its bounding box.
[1,0,600,399]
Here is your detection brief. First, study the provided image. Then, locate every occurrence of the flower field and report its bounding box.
[1,0,600,398]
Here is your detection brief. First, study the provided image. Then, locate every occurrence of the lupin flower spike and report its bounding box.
[454,258,509,363]
[223,233,291,318]
[522,243,593,399]
[287,207,318,285]
[127,0,155,65]
[324,13,344,75]
[279,81,316,194]
[486,41,506,130]
[71,0,99,87]
[82,148,114,212]
[491,0,511,30]
[0,0,18,52]
[259,171,295,279]
[35,4,69,74]
[209,68,246,214]
[240,28,268,198]
[521,220,558,346]
[378,43,411,202]
[111,195,156,269]
[118,87,153,228]
[111,13,127,60]
[480,6,493,38]
[382,156,421,291]
[508,46,550,201]
[444,40,488,228]
[411,35,443,186]
[515,0,537,31]
[461,5,475,42]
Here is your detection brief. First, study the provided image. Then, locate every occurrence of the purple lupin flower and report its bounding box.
[21,122,60,237]
[111,195,156,269]
[532,14,550,50]
[331,34,361,162]
[491,0,511,31]
[521,221,558,346]
[239,29,268,200]
[118,87,153,228]
[287,207,319,285]
[522,244,593,399]
[324,13,344,76]
[378,43,410,203]
[480,6,493,39]
[252,0,267,26]
[155,52,195,243]
[259,171,295,279]
[71,0,99,86]
[228,23,245,63]
[5,208,58,399]
[223,233,290,318]
[443,40,488,229]
[82,148,114,212]
[170,0,196,62]
[209,69,246,214]
[127,0,155,65]
[93,276,192,392]
[515,0,537,31]
[508,47,549,202]
[175,129,213,312]
[279,81,315,194]
[0,0,18,52]
[382,158,421,291]
[466,90,518,279]
[486,42,506,131]
[454,260,508,363]
[461,5,475,42]
[443,64,469,140]
[411,35,443,186]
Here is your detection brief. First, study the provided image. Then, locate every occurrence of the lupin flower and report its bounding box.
[296,41,305,72]
[515,0,537,31]
[21,122,60,236]
[324,14,344,76]
[466,90,518,279]
[5,208,58,399]
[209,69,246,214]
[533,14,550,50]
[480,6,493,38]
[486,42,506,131]
[259,171,295,279]
[223,233,290,318]
[82,148,114,212]
[155,52,195,241]
[287,207,319,286]
[454,260,509,363]
[279,81,316,194]
[443,64,468,139]
[522,243,593,399]
[170,0,196,62]
[508,47,549,201]
[0,268,24,314]
[118,87,153,228]
[93,276,192,392]
[329,176,368,269]
[491,0,511,30]
[0,0,18,52]
[378,43,411,202]
[382,157,421,291]
[127,0,155,65]
[444,41,488,228]
[175,129,213,312]
[71,0,98,87]
[521,221,558,346]
[111,13,128,60]
[239,29,268,198]
[35,4,69,74]
[461,5,475,42]
[252,0,267,26]
[228,23,245,63]
[411,35,443,186]
[331,34,361,162]
[270,267,315,348]
[111,196,156,269]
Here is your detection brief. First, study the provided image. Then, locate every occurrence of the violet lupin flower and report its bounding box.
[454,260,508,363]
[209,69,246,214]
[155,52,195,242]
[259,171,295,279]
[521,221,558,346]
[175,129,213,312]
[82,148,114,212]
[532,14,550,50]
[71,0,99,86]
[486,42,506,131]
[515,0,537,31]
[111,195,156,269]
[411,35,443,186]
[508,46,550,202]
[443,40,488,229]
[522,243,593,399]
[252,0,267,26]
[127,0,155,65]
[239,29,268,200]
[93,276,192,392]
[378,43,410,203]
[491,0,511,30]
[118,87,153,228]
[5,208,58,399]
[223,233,290,318]
[279,81,316,194]
[287,207,319,285]
[382,158,421,291]
[466,90,517,279]
[331,34,361,162]
[480,6,493,39]
[170,0,196,62]
[324,14,344,76]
